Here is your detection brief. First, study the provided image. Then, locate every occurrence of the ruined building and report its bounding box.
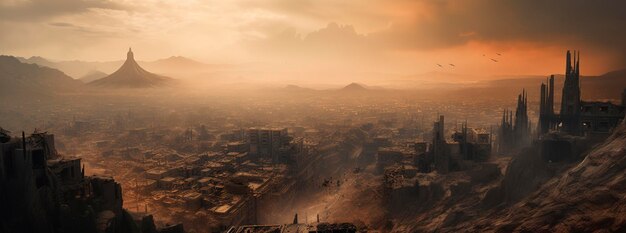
[538,50,625,136]
[247,128,290,162]
[538,75,556,135]
[0,130,180,233]
[560,50,583,135]
[432,115,448,173]
[498,90,531,153]
[416,115,491,173]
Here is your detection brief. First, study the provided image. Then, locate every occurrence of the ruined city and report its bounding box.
[2,1,626,233]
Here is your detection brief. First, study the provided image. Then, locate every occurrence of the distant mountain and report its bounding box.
[89,49,173,88]
[16,55,212,79]
[474,69,626,101]
[0,56,82,98]
[582,69,626,100]
[17,56,57,68]
[341,82,368,91]
[78,70,108,83]
[17,56,122,78]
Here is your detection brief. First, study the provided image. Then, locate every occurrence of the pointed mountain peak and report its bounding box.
[90,48,172,88]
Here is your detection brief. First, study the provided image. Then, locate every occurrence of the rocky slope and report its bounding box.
[392,121,626,232]
[0,55,82,98]
[459,120,626,232]
[335,121,626,232]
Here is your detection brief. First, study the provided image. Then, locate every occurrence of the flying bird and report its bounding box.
[449,63,455,67]
[496,53,502,56]
[491,58,499,62]
[437,63,443,68]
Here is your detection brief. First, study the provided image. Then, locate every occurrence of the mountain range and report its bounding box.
[17,55,211,79]
[4,52,626,99]
[0,55,82,98]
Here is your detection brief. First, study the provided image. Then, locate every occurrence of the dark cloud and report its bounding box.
[247,0,626,66]
[371,0,626,65]
[0,0,126,21]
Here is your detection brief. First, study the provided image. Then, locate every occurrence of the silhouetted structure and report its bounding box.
[415,115,491,173]
[537,50,625,136]
[498,90,531,153]
[431,115,448,173]
[538,75,556,134]
[560,50,582,135]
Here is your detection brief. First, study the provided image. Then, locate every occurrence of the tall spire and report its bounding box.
[576,50,580,75]
[566,50,572,74]
[548,75,554,114]
[127,47,134,61]
[540,82,546,115]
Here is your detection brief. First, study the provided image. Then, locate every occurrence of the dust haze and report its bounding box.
[1,1,626,233]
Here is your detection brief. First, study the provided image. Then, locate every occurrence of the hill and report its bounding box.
[341,82,368,91]
[17,56,122,78]
[17,55,211,79]
[79,70,108,83]
[458,120,626,232]
[0,55,82,98]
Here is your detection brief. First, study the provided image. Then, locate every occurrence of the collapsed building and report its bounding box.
[496,51,625,159]
[120,126,327,231]
[248,128,290,162]
[0,130,181,233]
[415,115,491,173]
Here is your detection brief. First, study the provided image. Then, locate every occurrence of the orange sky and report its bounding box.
[1,0,625,78]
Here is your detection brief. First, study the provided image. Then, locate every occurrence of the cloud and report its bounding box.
[244,22,376,64]
[0,0,126,21]
[1,0,625,76]
[244,0,626,67]
[372,0,626,51]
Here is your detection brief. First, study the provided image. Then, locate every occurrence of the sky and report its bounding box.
[1,0,626,78]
